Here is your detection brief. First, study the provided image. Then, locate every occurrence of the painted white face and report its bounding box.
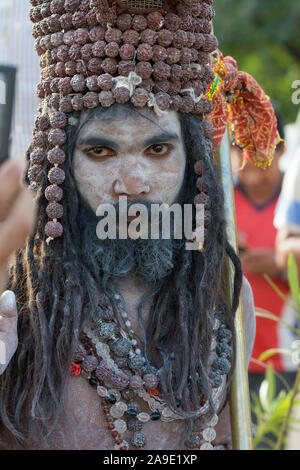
[73,105,186,212]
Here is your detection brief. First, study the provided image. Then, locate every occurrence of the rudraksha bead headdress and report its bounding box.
[28,0,218,243]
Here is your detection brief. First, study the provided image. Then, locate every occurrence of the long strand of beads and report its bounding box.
[72,298,233,450]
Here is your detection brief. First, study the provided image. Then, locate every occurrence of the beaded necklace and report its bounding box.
[70,289,233,450]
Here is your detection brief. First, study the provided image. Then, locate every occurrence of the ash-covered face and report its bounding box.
[73,104,186,213]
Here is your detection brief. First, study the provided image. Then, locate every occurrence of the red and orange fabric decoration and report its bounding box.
[206,51,280,168]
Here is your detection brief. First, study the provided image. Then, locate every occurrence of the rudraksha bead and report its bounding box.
[58,77,72,95]
[173,30,188,48]
[45,221,63,238]
[50,111,67,129]
[135,62,152,79]
[35,115,50,131]
[46,202,64,219]
[48,167,65,184]
[74,28,90,45]
[99,90,115,107]
[30,150,45,165]
[152,45,167,62]
[147,11,164,31]
[83,92,99,108]
[166,47,180,64]
[132,15,147,32]
[63,31,75,46]
[50,0,64,15]
[140,29,157,45]
[86,75,100,91]
[122,30,139,46]
[28,165,43,183]
[116,13,132,31]
[105,28,122,44]
[60,13,73,30]
[71,74,86,92]
[45,184,63,202]
[72,11,87,28]
[92,40,106,58]
[105,42,119,58]
[153,80,170,93]
[164,13,181,31]
[101,58,117,75]
[59,95,73,113]
[64,0,80,13]
[69,44,81,60]
[48,14,61,33]
[113,87,130,104]
[48,128,66,146]
[89,26,106,42]
[136,43,153,62]
[119,44,135,61]
[71,94,84,111]
[98,73,113,91]
[118,61,135,77]
[131,88,149,107]
[87,58,103,74]
[155,92,170,110]
[86,9,98,26]
[32,132,47,149]
[170,64,183,81]
[81,43,93,61]
[153,61,170,80]
[157,29,173,47]
[140,78,154,92]
[47,147,66,165]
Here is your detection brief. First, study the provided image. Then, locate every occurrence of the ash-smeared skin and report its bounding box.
[73,107,186,212]
[19,277,254,450]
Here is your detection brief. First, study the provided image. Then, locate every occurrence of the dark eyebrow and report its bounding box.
[76,132,180,150]
[142,132,180,148]
[76,136,120,150]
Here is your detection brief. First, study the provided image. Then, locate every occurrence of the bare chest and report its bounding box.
[35,376,186,450]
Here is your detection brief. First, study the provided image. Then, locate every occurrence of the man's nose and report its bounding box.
[114,168,150,197]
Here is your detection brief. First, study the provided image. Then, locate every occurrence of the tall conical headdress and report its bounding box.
[28,0,217,242]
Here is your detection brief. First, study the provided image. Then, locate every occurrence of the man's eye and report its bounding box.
[84,147,116,158]
[145,144,172,156]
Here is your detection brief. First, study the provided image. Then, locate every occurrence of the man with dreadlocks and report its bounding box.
[0,0,259,450]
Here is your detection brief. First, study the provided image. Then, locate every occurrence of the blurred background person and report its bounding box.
[0,160,36,293]
[0,0,39,159]
[232,114,298,398]
[275,112,300,273]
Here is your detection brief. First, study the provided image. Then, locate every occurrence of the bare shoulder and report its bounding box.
[240,275,256,366]
[214,276,255,446]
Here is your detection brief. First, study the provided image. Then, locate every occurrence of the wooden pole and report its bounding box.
[215,128,253,450]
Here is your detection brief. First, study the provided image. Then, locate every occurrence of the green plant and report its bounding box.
[251,364,300,449]
[250,254,300,449]
[214,0,300,124]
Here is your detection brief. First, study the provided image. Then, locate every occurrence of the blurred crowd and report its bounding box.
[232,108,300,420]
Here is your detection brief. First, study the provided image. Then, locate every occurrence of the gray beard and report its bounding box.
[78,198,184,287]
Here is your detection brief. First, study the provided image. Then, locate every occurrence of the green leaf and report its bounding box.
[263,274,290,303]
[266,366,276,405]
[287,253,300,311]
[258,348,292,362]
[255,309,300,336]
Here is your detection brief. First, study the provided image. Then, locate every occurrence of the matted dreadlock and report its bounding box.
[0,106,242,447]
